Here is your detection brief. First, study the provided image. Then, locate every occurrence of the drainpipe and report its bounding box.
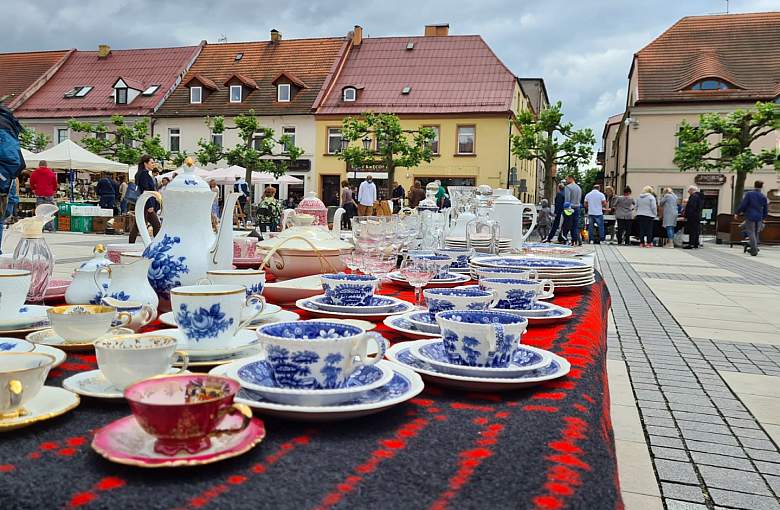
[507,120,512,190]
[623,114,631,192]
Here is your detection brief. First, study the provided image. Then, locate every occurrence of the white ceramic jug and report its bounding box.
[491,190,538,250]
[65,244,113,305]
[94,256,159,318]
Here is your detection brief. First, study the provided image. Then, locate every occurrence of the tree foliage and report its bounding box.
[68,116,169,165]
[338,112,435,195]
[674,102,779,208]
[511,101,595,202]
[19,125,49,153]
[556,166,602,197]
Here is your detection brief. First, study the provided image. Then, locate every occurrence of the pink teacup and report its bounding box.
[123,374,252,455]
[233,237,258,259]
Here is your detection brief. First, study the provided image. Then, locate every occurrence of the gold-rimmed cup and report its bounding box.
[0,352,55,418]
[0,269,32,320]
[94,334,188,390]
[47,305,132,343]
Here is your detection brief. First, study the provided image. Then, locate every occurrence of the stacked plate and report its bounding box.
[519,242,593,258]
[445,237,512,253]
[470,255,595,292]
[387,339,570,391]
[387,271,471,288]
[296,294,414,321]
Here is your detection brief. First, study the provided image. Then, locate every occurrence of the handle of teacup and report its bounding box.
[7,379,23,409]
[93,266,111,296]
[114,311,133,328]
[211,403,253,437]
[137,304,155,328]
[528,269,538,280]
[352,332,387,367]
[170,350,189,373]
[196,277,213,285]
[540,279,555,294]
[488,322,503,353]
[237,294,265,329]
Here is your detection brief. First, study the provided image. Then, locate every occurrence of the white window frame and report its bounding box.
[282,126,296,152]
[327,128,342,155]
[115,87,128,105]
[190,86,202,104]
[229,85,242,103]
[168,128,181,152]
[343,87,357,102]
[457,125,476,155]
[211,133,223,148]
[277,83,291,102]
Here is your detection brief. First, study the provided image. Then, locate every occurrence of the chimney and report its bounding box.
[270,29,281,43]
[97,44,111,58]
[352,25,363,47]
[424,23,449,37]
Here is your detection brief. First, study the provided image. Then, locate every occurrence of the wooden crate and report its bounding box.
[57,216,71,231]
[92,216,108,233]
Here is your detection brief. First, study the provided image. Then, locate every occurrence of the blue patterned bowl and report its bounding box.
[435,310,528,368]
[423,287,494,318]
[409,254,452,279]
[320,273,379,306]
[434,249,472,269]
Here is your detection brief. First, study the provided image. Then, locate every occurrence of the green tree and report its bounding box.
[511,101,595,202]
[674,102,779,209]
[194,110,303,205]
[338,112,435,196]
[556,166,602,197]
[19,125,49,153]
[68,116,169,166]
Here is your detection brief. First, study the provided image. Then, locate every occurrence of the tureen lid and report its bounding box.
[77,244,113,272]
[166,158,210,191]
[256,222,352,252]
[296,191,327,213]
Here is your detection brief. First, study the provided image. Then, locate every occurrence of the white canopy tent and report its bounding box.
[31,139,128,173]
[208,165,302,185]
[21,148,40,168]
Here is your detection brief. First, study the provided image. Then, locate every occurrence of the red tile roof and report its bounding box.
[14,45,201,118]
[634,12,780,104]
[155,37,346,117]
[224,73,258,89]
[315,35,517,116]
[0,50,71,109]
[185,73,218,91]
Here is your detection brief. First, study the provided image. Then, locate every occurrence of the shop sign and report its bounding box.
[694,173,726,186]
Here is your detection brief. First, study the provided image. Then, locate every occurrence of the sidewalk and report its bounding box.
[598,241,780,510]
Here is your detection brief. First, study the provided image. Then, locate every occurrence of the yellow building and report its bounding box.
[312,24,543,206]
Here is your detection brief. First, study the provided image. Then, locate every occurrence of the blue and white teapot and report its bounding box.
[135,158,240,305]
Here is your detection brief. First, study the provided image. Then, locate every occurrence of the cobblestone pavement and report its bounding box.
[597,243,780,510]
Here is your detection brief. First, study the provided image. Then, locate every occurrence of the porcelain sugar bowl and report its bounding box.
[65,244,113,305]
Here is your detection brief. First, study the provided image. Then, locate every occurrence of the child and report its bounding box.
[537,199,552,241]
[560,201,574,245]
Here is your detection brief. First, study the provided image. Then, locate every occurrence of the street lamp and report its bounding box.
[339,138,349,153]
[362,136,372,151]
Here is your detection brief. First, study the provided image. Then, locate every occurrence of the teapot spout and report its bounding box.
[210,192,240,269]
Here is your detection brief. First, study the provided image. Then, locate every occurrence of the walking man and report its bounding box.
[564,175,582,245]
[584,184,607,244]
[29,160,58,232]
[683,185,703,249]
[545,183,566,243]
[357,175,377,216]
[735,180,768,256]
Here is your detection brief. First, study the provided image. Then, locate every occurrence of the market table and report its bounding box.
[1,275,618,510]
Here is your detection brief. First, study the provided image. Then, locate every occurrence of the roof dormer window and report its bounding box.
[142,84,160,96]
[230,85,242,103]
[115,87,127,104]
[190,86,202,104]
[277,83,291,102]
[343,87,357,102]
[687,79,732,91]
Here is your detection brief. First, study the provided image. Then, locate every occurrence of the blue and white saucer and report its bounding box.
[209,361,424,422]
[227,359,395,406]
[383,312,440,339]
[145,328,260,358]
[0,337,35,352]
[0,305,50,332]
[471,256,591,271]
[310,295,398,314]
[387,340,570,391]
[491,301,563,318]
[406,311,440,334]
[296,295,413,320]
[409,339,552,378]
[387,272,471,288]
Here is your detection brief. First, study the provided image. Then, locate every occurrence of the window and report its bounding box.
[56,128,69,144]
[282,126,296,152]
[343,87,356,102]
[96,131,107,141]
[277,83,291,102]
[234,52,243,62]
[115,88,127,104]
[688,79,731,91]
[211,133,223,148]
[168,128,180,152]
[457,125,475,154]
[190,86,202,104]
[423,125,440,154]
[252,132,265,150]
[142,85,160,96]
[230,85,242,103]
[327,128,343,154]
[401,86,411,95]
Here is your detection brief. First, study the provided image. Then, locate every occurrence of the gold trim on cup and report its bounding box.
[0,269,32,277]
[48,305,116,315]
[0,352,56,373]
[170,286,245,297]
[206,269,264,275]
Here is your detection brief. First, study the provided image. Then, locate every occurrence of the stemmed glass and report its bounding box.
[399,257,436,309]
[342,250,361,274]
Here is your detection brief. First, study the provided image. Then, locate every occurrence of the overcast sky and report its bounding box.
[3,0,777,148]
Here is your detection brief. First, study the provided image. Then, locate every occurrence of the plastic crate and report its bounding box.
[58,216,71,231]
[70,216,93,233]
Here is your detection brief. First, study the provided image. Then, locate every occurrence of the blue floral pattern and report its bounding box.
[143,235,189,295]
[175,303,234,341]
[245,282,264,297]
[496,289,536,310]
[89,283,110,305]
[265,345,322,388]
[259,322,360,340]
[0,342,17,351]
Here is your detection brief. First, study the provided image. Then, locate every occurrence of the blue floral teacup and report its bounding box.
[200,269,266,298]
[434,248,473,269]
[409,254,451,279]
[256,320,387,389]
[435,310,528,367]
[170,284,264,348]
[479,278,555,310]
[423,287,494,319]
[320,273,379,306]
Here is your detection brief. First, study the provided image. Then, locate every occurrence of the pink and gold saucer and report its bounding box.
[91,413,266,468]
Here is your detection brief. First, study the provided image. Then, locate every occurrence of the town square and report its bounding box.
[0,1,778,509]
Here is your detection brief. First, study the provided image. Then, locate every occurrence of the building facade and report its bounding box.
[153,32,347,199]
[602,12,779,223]
[313,24,541,206]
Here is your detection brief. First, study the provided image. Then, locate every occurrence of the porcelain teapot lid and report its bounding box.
[76,244,113,272]
[166,158,210,191]
[256,221,352,252]
[493,189,522,204]
[296,191,327,213]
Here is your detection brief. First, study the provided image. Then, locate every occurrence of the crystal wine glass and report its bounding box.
[399,257,435,309]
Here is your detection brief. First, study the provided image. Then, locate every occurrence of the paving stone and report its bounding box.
[651,446,689,461]
[664,392,708,403]
[734,428,772,441]
[668,402,718,415]
[726,417,760,429]
[747,449,780,464]
[740,438,780,451]
[708,488,780,510]
[646,425,681,438]
[766,475,780,496]
[698,465,771,495]
[676,420,730,435]
[641,408,674,419]
[638,400,668,410]
[654,459,699,484]
[685,440,747,458]
[643,416,677,428]
[665,500,707,510]
[672,411,721,424]
[661,483,706,503]
[755,461,780,477]
[680,429,740,446]
[690,451,753,471]
[650,435,686,449]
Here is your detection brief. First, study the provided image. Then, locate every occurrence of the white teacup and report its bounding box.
[0,269,32,320]
[0,352,55,417]
[47,305,132,342]
[170,284,264,347]
[199,269,266,298]
[102,297,156,332]
[94,334,189,390]
[479,278,555,310]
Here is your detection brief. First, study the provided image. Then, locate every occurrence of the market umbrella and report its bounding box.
[20,148,40,169]
[209,165,302,185]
